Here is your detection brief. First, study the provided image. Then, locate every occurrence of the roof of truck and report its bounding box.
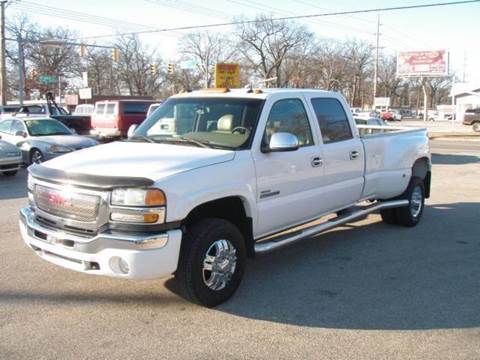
[171,88,337,100]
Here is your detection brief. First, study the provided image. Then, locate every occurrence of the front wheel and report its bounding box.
[30,149,44,164]
[174,218,246,307]
[473,123,480,132]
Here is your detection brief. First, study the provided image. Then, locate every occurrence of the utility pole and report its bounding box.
[373,13,381,103]
[17,36,24,106]
[0,0,7,106]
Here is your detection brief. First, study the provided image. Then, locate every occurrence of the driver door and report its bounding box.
[252,97,326,238]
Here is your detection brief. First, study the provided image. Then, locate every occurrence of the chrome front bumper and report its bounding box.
[19,207,182,279]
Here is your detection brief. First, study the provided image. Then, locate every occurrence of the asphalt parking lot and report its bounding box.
[0,139,479,360]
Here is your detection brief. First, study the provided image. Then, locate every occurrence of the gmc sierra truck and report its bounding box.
[19,88,431,307]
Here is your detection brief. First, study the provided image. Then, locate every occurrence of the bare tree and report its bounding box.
[178,31,235,88]
[115,35,164,96]
[237,15,313,87]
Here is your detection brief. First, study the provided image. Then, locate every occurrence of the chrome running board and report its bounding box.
[254,200,409,254]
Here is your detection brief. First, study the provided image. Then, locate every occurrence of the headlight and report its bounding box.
[110,188,166,224]
[27,174,34,191]
[48,145,72,153]
[111,188,166,207]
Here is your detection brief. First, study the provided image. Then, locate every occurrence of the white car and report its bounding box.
[0,140,22,176]
[72,104,94,116]
[20,88,431,307]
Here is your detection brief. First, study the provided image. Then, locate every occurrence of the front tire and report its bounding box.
[174,218,246,307]
[30,149,44,164]
[473,123,480,132]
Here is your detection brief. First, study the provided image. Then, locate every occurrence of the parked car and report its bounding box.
[463,108,480,132]
[0,139,22,176]
[10,101,91,135]
[354,117,388,126]
[73,104,95,116]
[354,110,380,119]
[90,100,155,138]
[390,110,402,121]
[0,117,98,164]
[381,111,394,121]
[20,88,431,307]
[146,103,162,118]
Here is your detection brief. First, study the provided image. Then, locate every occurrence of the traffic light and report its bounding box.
[30,68,38,80]
[150,64,157,76]
[111,48,120,62]
[167,63,174,74]
[79,44,86,57]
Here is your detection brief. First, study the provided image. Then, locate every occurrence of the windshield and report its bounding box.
[25,119,72,136]
[133,97,264,150]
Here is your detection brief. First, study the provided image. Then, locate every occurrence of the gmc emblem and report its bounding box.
[47,192,66,206]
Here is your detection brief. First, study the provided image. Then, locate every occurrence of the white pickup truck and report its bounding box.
[20,89,431,307]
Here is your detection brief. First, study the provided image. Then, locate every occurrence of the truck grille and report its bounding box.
[34,184,100,222]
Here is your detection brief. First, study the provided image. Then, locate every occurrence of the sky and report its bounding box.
[7,0,480,83]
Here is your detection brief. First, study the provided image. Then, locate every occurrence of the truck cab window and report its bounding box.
[311,98,353,144]
[264,98,313,147]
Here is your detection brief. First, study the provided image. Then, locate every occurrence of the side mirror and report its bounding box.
[15,130,27,138]
[265,132,299,153]
[127,124,137,138]
[70,128,77,134]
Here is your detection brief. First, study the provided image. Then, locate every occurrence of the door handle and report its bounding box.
[311,156,323,167]
[349,150,360,160]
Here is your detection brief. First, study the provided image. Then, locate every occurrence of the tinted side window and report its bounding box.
[311,98,352,144]
[264,99,313,147]
[0,120,12,134]
[123,103,150,114]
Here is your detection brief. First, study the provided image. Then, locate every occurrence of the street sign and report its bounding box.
[397,50,449,77]
[214,63,240,88]
[374,97,390,107]
[38,75,57,85]
[78,88,92,100]
[179,59,197,70]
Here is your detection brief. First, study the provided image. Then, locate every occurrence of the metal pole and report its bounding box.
[421,77,428,122]
[0,0,7,106]
[17,36,24,106]
[58,74,62,104]
[373,13,380,102]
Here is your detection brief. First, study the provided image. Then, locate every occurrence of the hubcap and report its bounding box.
[410,186,423,218]
[32,151,43,164]
[202,239,237,291]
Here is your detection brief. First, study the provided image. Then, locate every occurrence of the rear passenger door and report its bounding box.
[306,96,365,211]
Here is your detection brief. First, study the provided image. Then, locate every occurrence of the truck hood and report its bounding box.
[41,141,235,181]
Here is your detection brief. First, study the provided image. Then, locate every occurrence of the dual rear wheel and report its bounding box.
[380,176,425,227]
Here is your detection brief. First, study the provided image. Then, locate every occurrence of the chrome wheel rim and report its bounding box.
[32,151,43,164]
[410,186,423,218]
[202,239,237,291]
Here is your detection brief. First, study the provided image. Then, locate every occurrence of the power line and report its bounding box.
[11,0,158,31]
[75,0,480,40]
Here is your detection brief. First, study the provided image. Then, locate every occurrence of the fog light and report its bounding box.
[109,256,130,275]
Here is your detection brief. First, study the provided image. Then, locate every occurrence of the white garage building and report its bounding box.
[452,83,480,121]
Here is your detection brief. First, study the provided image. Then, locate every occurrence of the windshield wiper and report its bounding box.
[175,137,212,148]
[128,135,155,143]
